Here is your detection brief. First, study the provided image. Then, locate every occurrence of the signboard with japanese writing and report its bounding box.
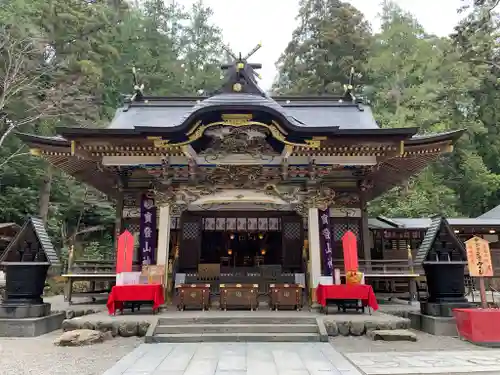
[465,236,493,277]
[139,193,157,265]
[318,208,333,276]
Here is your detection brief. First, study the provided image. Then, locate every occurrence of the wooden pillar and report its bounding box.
[308,207,321,303]
[157,204,171,284]
[114,190,124,254]
[360,195,372,270]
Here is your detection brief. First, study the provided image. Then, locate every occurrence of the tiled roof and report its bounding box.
[107,94,379,130]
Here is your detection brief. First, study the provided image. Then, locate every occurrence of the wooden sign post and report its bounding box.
[465,236,494,308]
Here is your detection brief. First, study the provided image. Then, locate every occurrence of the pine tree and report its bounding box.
[273,0,372,94]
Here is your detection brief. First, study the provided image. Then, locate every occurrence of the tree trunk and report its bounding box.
[38,165,53,223]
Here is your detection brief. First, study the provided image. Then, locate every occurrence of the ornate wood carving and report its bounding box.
[203,165,280,188]
[200,125,278,160]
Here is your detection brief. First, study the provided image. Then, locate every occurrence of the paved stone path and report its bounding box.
[345,350,500,374]
[101,342,362,375]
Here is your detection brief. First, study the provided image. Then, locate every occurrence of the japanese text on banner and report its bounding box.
[318,209,333,276]
[139,193,157,265]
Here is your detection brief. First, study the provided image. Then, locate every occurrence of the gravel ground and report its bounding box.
[44,294,108,313]
[331,329,493,353]
[0,330,142,375]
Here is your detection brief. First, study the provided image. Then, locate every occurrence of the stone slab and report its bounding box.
[155,323,318,334]
[0,312,65,337]
[409,311,458,336]
[0,302,51,318]
[102,342,364,375]
[151,332,321,343]
[368,329,417,342]
[346,350,500,374]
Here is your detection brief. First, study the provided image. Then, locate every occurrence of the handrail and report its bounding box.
[332,259,411,264]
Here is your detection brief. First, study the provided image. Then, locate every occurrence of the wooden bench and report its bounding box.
[62,273,116,304]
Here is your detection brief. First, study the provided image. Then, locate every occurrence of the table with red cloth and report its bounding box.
[316,284,379,313]
[107,284,165,315]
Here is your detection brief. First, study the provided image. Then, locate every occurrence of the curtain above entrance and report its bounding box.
[201,217,281,231]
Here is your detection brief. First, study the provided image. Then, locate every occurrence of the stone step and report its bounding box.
[368,329,418,342]
[148,332,321,343]
[155,323,319,334]
[157,317,317,325]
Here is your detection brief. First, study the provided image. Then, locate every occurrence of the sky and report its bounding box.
[181,0,466,90]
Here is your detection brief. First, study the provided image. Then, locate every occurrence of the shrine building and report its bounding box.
[17,49,465,301]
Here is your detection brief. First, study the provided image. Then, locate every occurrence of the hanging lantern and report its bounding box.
[260,248,266,255]
[258,233,264,240]
[227,249,233,255]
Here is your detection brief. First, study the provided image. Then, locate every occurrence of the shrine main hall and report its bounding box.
[17,53,464,300]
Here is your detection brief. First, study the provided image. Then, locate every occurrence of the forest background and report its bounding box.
[0,0,498,259]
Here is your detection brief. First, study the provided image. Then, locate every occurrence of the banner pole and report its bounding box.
[479,277,488,308]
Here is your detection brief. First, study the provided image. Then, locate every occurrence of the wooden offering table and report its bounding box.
[176,284,211,311]
[220,283,258,311]
[107,284,164,315]
[269,283,304,310]
[316,284,379,314]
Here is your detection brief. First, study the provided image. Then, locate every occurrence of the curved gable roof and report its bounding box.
[107,94,379,132]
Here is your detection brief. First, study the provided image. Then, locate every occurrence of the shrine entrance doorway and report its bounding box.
[200,231,282,268]
[175,211,305,295]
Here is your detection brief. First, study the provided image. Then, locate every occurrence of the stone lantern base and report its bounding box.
[0,263,64,336]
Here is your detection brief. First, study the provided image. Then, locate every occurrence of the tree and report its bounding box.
[0,0,228,261]
[273,0,372,94]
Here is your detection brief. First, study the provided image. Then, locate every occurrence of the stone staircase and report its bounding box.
[146,316,327,343]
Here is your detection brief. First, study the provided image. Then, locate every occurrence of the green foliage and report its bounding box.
[273,0,372,94]
[0,0,225,259]
[273,0,500,219]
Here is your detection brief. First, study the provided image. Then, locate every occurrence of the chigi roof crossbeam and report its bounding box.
[218,43,266,96]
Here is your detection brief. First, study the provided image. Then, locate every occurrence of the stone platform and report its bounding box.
[0,312,65,337]
[61,307,410,341]
[0,302,51,318]
[0,301,66,337]
[409,311,458,336]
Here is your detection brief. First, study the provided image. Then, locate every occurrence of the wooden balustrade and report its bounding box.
[332,259,421,275]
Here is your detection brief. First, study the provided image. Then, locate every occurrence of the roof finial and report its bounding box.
[343,67,356,102]
[219,43,265,96]
[130,66,145,102]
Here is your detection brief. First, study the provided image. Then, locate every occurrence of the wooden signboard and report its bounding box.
[465,236,493,277]
[141,264,166,285]
[465,236,493,308]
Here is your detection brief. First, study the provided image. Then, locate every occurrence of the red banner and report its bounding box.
[116,230,134,273]
[342,230,358,272]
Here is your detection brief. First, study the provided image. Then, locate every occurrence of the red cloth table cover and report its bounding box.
[107,284,165,314]
[316,284,379,311]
